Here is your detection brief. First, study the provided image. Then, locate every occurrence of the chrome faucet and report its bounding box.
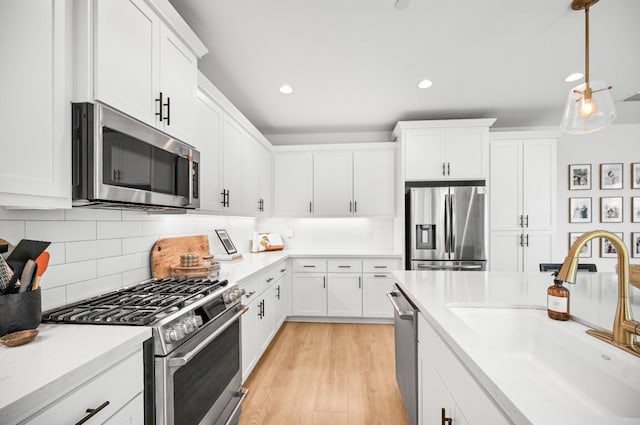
[555,230,640,358]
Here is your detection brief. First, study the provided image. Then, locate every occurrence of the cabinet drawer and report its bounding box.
[327,259,362,273]
[27,350,143,425]
[362,259,402,273]
[418,315,511,425]
[292,259,327,273]
[240,276,267,304]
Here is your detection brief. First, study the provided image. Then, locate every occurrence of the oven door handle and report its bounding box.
[168,305,248,368]
[223,388,249,425]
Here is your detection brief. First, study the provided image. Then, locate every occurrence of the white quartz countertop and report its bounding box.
[0,324,151,424]
[392,271,640,425]
[219,249,402,284]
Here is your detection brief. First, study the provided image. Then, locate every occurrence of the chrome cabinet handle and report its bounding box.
[373,265,387,269]
[442,162,446,176]
[525,214,529,228]
[164,96,171,125]
[266,277,274,283]
[386,291,414,320]
[349,200,352,213]
[75,401,110,425]
[447,162,450,175]
[373,274,388,278]
[309,201,312,213]
[280,268,287,273]
[354,200,357,213]
[338,265,351,268]
[358,276,361,289]
[303,265,316,268]
[323,276,326,289]
[245,291,256,298]
[155,92,163,121]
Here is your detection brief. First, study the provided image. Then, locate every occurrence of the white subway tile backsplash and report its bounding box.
[47,243,66,266]
[96,253,142,277]
[0,209,65,221]
[66,239,122,263]
[0,220,25,245]
[122,236,158,255]
[41,287,66,311]
[122,268,151,286]
[65,208,122,221]
[26,221,96,243]
[66,275,122,303]
[44,260,97,289]
[97,221,143,239]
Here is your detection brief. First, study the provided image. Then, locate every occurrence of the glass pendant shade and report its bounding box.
[560,80,617,134]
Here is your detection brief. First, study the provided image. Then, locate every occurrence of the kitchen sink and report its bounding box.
[449,306,640,419]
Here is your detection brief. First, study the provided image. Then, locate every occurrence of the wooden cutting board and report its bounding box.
[151,235,210,279]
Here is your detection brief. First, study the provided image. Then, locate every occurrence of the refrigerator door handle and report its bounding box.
[444,194,449,253]
[449,193,455,255]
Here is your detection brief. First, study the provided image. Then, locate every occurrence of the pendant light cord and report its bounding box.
[585,4,590,87]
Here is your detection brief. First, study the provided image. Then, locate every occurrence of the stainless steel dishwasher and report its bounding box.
[387,284,418,425]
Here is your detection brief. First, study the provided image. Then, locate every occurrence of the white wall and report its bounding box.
[555,123,640,272]
[0,209,257,310]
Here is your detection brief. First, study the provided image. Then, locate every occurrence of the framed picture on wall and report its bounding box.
[569,197,592,223]
[600,197,623,223]
[569,233,592,258]
[633,163,640,189]
[600,163,623,190]
[632,233,640,259]
[568,164,592,190]
[632,197,640,223]
[601,232,623,258]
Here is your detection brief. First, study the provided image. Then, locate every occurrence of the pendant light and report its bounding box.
[560,0,616,134]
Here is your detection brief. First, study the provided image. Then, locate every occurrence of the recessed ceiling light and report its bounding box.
[279,84,293,94]
[564,72,584,82]
[394,0,410,10]
[418,79,433,89]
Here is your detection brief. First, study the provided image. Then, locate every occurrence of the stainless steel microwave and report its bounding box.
[72,102,200,210]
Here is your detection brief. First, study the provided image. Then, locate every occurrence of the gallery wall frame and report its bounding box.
[569,197,592,223]
[600,163,623,190]
[601,232,623,258]
[600,196,623,223]
[569,232,592,258]
[568,164,592,190]
[633,163,640,189]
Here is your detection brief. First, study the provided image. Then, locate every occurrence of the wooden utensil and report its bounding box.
[151,235,210,279]
[32,252,50,291]
[0,329,39,347]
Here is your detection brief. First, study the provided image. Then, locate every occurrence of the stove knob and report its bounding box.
[165,325,185,343]
[182,318,196,334]
[194,315,204,327]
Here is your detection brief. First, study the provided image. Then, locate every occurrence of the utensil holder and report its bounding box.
[0,288,41,337]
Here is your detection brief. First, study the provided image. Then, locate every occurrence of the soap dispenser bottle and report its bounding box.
[547,279,570,321]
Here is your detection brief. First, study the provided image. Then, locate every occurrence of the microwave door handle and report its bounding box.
[168,306,248,368]
[187,153,194,207]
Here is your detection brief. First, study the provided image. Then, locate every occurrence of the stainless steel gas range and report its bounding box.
[42,277,247,425]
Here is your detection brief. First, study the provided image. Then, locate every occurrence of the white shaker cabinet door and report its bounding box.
[489,141,523,230]
[274,152,314,216]
[243,135,262,215]
[353,149,395,216]
[313,151,353,216]
[327,273,362,317]
[523,232,555,273]
[242,296,262,380]
[158,26,197,143]
[292,273,327,316]
[0,0,71,208]
[222,117,244,213]
[362,274,394,318]
[195,92,223,212]
[94,0,158,127]
[522,140,556,230]
[444,127,485,179]
[404,130,444,180]
[489,231,523,272]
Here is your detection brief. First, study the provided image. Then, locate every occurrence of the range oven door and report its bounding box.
[156,305,248,425]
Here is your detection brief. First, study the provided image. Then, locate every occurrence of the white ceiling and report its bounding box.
[169,0,640,136]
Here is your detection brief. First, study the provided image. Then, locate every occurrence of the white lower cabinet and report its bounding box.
[362,274,394,318]
[327,273,362,316]
[418,314,511,425]
[490,230,554,272]
[240,261,291,380]
[26,348,144,425]
[292,273,327,316]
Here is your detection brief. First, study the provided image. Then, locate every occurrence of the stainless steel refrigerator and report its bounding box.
[406,183,487,271]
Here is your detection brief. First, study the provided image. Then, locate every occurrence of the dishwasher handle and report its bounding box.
[386,291,415,320]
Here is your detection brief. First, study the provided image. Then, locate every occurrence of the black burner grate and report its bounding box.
[42,278,227,326]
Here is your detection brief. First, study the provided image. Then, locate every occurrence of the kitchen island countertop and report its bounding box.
[392,270,640,425]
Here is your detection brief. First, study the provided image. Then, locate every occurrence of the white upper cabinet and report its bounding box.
[314,151,353,216]
[244,134,272,216]
[158,26,197,142]
[194,91,223,212]
[0,0,72,208]
[274,152,314,216]
[395,119,496,181]
[94,0,157,128]
[353,149,395,216]
[274,145,396,217]
[89,0,206,143]
[221,117,244,213]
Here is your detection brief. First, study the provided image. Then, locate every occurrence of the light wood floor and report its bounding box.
[239,322,410,425]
